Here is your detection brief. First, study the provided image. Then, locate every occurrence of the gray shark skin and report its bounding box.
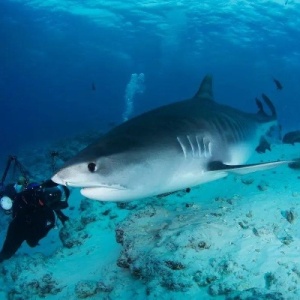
[52,75,292,201]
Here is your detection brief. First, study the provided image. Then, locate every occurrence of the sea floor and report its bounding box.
[0,134,300,300]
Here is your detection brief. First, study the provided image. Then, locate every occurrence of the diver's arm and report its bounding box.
[54,209,69,225]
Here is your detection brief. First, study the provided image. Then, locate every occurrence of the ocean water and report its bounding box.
[1,1,300,299]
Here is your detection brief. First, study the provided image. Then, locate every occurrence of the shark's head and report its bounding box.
[51,137,178,202]
[52,154,124,201]
[52,150,131,202]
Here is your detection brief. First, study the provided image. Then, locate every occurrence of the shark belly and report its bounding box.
[79,155,228,201]
[78,133,254,202]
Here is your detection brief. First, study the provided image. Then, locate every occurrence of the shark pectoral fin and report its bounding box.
[208,160,291,175]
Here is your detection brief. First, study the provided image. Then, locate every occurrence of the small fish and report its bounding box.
[283,130,300,145]
[266,124,282,142]
[285,210,295,224]
[272,77,283,90]
[255,136,271,153]
[92,82,96,91]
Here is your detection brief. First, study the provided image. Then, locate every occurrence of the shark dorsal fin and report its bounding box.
[193,74,214,101]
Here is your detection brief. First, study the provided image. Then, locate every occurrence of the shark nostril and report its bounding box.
[88,162,96,173]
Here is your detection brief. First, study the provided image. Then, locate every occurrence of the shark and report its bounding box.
[52,75,293,201]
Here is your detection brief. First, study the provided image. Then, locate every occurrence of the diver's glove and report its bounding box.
[55,210,70,225]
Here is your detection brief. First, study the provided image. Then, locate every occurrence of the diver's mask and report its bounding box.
[14,183,24,193]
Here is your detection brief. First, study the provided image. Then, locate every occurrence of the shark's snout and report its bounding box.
[52,164,106,189]
[51,173,66,186]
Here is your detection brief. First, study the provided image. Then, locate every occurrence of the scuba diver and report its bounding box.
[0,179,70,263]
[0,155,71,263]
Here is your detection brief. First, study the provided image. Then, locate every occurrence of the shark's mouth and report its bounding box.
[80,184,131,201]
[81,184,128,191]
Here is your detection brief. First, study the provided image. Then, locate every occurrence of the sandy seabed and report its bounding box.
[0,140,300,300]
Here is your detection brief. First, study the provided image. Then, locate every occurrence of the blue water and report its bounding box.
[1,0,299,169]
[1,1,300,298]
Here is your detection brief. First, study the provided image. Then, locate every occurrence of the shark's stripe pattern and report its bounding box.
[177,135,212,159]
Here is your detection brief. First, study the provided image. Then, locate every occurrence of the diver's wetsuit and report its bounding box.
[0,188,55,262]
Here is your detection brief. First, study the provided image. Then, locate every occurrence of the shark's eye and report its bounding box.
[88,162,96,172]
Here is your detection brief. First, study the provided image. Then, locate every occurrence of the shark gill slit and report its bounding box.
[178,135,206,158]
[177,136,187,158]
[208,140,212,156]
[195,135,210,158]
[195,135,201,157]
[193,135,202,158]
[187,135,195,157]
[203,137,211,157]
[200,136,205,156]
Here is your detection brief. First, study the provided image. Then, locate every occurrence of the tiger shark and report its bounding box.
[52,75,292,201]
